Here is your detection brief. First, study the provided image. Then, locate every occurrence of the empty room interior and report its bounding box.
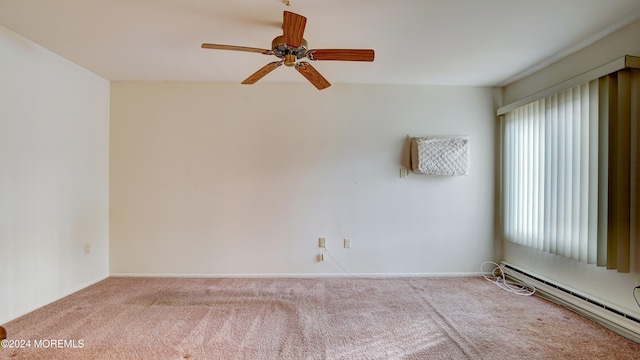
[2,0,640,358]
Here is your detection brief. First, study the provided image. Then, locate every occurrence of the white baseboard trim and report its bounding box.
[110,272,481,279]
[2,275,109,324]
[501,261,640,343]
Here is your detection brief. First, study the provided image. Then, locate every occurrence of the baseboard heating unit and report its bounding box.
[500,262,640,343]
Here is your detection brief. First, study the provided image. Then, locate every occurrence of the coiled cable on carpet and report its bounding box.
[481,261,535,296]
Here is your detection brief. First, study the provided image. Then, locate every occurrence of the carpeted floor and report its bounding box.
[1,277,639,359]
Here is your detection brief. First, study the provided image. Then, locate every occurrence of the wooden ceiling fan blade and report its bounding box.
[241,61,282,84]
[296,62,331,90]
[309,49,375,62]
[283,11,306,48]
[201,43,272,55]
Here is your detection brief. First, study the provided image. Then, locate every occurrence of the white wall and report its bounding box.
[0,25,110,324]
[502,18,640,316]
[110,82,496,276]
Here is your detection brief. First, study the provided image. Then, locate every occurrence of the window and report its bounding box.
[501,68,639,273]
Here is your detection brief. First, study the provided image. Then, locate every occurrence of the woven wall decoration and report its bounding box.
[410,136,469,176]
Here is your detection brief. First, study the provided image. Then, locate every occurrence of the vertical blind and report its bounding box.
[502,69,639,273]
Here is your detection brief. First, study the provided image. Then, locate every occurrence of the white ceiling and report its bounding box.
[1,0,640,87]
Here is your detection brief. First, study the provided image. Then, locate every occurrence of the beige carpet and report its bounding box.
[1,277,639,359]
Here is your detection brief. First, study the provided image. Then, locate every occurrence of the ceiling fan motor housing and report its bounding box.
[272,35,308,66]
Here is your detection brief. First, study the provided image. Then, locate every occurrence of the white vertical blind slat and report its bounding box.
[578,83,590,263]
[587,80,599,265]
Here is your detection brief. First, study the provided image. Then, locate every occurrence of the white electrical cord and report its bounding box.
[481,261,536,296]
[323,252,538,293]
[323,247,359,278]
[324,247,389,280]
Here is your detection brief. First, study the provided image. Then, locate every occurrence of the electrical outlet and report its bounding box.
[84,243,90,255]
[400,168,408,178]
[318,237,326,248]
[344,238,351,248]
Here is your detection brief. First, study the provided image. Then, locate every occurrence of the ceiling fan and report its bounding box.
[201,11,375,90]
